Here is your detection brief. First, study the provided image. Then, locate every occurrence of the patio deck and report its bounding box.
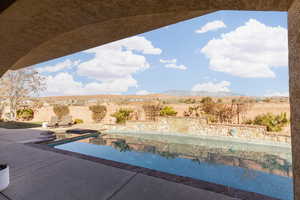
[0,128,242,200]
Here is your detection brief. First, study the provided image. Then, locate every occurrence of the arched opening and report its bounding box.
[0,10,293,199]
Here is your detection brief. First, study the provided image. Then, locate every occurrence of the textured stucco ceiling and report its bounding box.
[0,0,294,74]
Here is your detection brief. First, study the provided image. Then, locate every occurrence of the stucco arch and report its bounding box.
[0,0,293,74]
[2,0,300,199]
[11,10,214,70]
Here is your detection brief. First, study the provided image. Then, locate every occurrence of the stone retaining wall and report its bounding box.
[104,117,291,144]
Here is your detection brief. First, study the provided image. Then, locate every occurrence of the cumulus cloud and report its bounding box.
[136,90,151,95]
[160,58,187,70]
[43,72,137,96]
[195,20,226,34]
[264,91,289,97]
[36,59,80,73]
[77,36,161,82]
[40,36,162,96]
[201,19,288,78]
[118,36,162,55]
[192,81,231,93]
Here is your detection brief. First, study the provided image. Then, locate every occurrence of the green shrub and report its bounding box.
[17,108,34,121]
[53,105,70,119]
[111,109,133,124]
[159,106,177,117]
[74,118,84,124]
[245,112,288,132]
[89,105,107,122]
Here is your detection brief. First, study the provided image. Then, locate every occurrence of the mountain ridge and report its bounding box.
[163,90,243,97]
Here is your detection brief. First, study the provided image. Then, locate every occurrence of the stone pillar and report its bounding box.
[289,0,300,199]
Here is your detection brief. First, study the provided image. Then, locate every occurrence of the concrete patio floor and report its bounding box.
[0,128,241,200]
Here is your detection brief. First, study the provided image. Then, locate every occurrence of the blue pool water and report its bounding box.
[54,135,293,200]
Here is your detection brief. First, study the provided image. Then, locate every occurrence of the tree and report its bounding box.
[214,103,235,123]
[53,105,70,120]
[200,97,236,123]
[89,105,107,122]
[200,97,216,115]
[231,97,253,124]
[0,69,45,120]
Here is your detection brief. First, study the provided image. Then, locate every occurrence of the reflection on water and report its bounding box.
[54,132,293,200]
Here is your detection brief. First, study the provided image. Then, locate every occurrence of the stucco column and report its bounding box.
[0,68,6,77]
[289,0,300,199]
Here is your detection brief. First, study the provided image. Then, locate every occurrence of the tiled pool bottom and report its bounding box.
[53,133,293,200]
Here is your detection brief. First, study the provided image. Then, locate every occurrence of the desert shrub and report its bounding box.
[160,106,177,116]
[263,98,271,103]
[17,108,34,121]
[200,97,217,115]
[207,114,218,123]
[244,119,253,125]
[200,97,214,104]
[53,105,70,119]
[217,98,223,103]
[74,118,84,124]
[157,151,177,159]
[89,105,107,122]
[180,98,196,104]
[111,109,133,124]
[113,140,131,152]
[245,112,288,132]
[142,104,162,121]
[184,105,202,117]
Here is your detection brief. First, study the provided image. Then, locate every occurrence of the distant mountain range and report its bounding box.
[163,90,243,97]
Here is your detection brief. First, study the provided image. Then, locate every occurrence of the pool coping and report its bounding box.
[26,141,280,200]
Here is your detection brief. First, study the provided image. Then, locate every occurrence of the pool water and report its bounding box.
[53,133,293,200]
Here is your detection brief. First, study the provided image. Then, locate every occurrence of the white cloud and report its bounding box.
[160,59,176,64]
[118,36,162,55]
[264,91,289,97]
[36,59,80,73]
[40,36,162,96]
[195,20,226,34]
[77,36,161,82]
[165,64,187,70]
[136,90,151,95]
[192,81,231,93]
[43,72,137,96]
[201,19,288,78]
[160,58,187,70]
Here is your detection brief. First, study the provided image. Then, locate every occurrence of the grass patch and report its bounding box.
[0,121,42,129]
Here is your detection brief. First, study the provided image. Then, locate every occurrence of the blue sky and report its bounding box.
[33,11,288,97]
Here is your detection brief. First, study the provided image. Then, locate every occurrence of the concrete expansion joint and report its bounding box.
[106,173,138,200]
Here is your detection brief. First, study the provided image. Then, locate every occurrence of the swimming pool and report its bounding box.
[52,132,293,200]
